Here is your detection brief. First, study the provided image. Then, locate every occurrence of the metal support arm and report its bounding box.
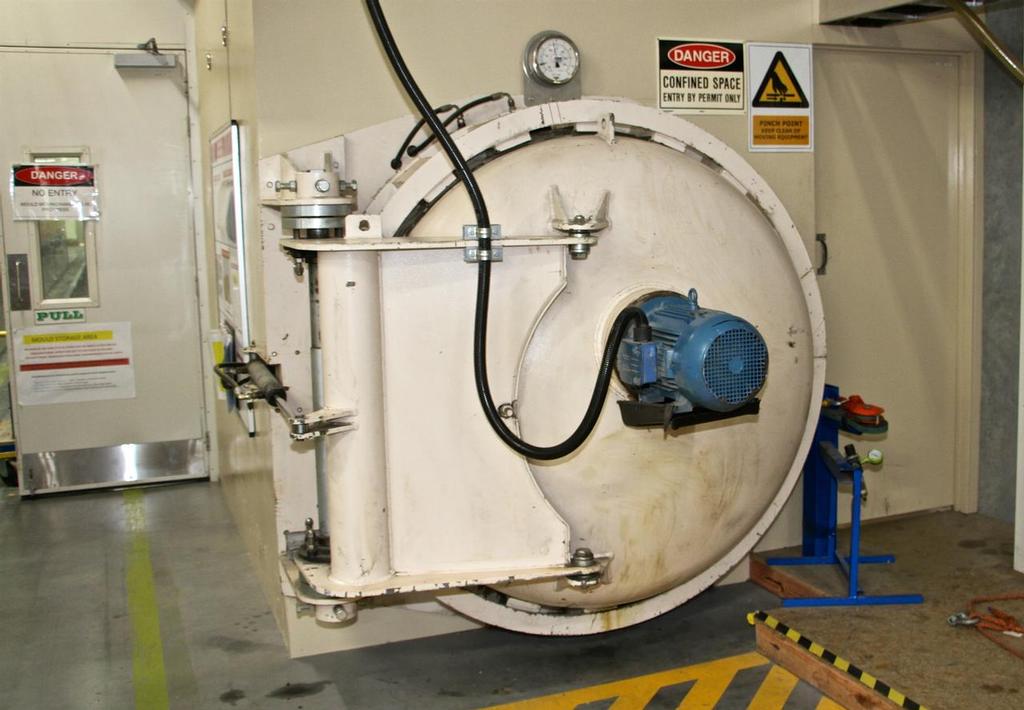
[213,360,354,440]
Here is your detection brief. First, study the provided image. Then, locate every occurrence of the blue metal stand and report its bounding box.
[765,384,923,608]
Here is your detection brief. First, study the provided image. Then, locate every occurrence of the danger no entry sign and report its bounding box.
[10,164,100,220]
[747,43,813,152]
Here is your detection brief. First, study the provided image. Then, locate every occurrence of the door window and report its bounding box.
[26,149,98,307]
[37,220,90,300]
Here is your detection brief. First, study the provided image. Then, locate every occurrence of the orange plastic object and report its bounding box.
[841,395,884,418]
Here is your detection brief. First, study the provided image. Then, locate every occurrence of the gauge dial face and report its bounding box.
[528,34,579,86]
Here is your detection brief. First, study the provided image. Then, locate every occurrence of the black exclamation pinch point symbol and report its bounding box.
[753,51,809,108]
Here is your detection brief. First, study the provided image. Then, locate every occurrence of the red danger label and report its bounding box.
[666,43,736,69]
[13,165,94,187]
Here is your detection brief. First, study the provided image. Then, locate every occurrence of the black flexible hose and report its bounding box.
[365,0,490,231]
[474,296,648,459]
[366,0,647,460]
[391,104,457,170]
[407,93,516,158]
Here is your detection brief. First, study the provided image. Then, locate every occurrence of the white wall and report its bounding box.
[0,1,190,48]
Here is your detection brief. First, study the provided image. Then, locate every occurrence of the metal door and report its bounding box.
[814,47,972,519]
[0,48,207,494]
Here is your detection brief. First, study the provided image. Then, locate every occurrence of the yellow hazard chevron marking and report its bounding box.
[747,665,797,708]
[748,611,926,710]
[486,652,765,709]
[486,651,839,709]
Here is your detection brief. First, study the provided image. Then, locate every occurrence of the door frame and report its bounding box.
[0,42,219,488]
[815,44,982,516]
[1017,77,1024,573]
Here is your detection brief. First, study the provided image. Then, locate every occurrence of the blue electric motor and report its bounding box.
[617,289,768,417]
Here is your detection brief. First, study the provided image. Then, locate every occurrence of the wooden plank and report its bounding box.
[755,624,898,710]
[749,555,828,599]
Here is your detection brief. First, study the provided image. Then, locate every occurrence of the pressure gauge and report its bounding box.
[524,31,579,86]
[522,31,583,107]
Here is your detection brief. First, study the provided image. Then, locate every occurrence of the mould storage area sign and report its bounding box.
[10,164,100,220]
[747,43,813,152]
[658,39,744,114]
[14,322,135,405]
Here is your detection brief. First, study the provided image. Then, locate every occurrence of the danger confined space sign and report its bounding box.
[658,39,745,114]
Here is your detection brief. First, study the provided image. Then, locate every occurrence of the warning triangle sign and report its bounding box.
[752,51,809,108]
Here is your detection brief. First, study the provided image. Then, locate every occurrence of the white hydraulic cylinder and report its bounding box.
[318,251,392,585]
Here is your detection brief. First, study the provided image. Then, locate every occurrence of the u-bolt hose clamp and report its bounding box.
[463,224,503,263]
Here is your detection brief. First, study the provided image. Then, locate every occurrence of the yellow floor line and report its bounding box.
[816,699,847,710]
[748,665,799,709]
[124,489,170,710]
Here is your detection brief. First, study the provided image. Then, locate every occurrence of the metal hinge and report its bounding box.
[288,407,357,441]
[220,25,229,47]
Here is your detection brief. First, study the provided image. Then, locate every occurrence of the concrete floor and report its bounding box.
[1,481,829,709]
[762,511,1024,710]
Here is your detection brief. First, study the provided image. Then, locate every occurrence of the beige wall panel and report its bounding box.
[195,0,230,335]
[251,1,974,159]
[247,0,976,273]
[252,0,799,156]
[195,0,291,637]
[815,47,966,520]
[225,0,263,344]
[0,0,189,47]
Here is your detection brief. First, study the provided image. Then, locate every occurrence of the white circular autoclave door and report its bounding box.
[375,101,825,634]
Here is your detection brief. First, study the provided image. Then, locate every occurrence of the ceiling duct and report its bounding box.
[821,0,1023,83]
[820,0,1003,27]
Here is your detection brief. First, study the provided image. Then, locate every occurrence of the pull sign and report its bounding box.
[10,164,100,220]
[35,309,86,324]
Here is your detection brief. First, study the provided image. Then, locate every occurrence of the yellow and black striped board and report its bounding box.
[748,611,926,710]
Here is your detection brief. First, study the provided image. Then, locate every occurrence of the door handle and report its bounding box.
[6,254,30,311]
[815,233,828,276]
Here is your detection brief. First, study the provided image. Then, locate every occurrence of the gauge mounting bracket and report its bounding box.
[522,30,582,107]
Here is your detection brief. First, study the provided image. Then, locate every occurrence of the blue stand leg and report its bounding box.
[849,465,862,596]
[764,384,923,608]
[801,385,839,558]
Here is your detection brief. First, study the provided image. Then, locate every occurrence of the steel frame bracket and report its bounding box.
[277,220,595,255]
[289,407,357,441]
[283,551,612,600]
